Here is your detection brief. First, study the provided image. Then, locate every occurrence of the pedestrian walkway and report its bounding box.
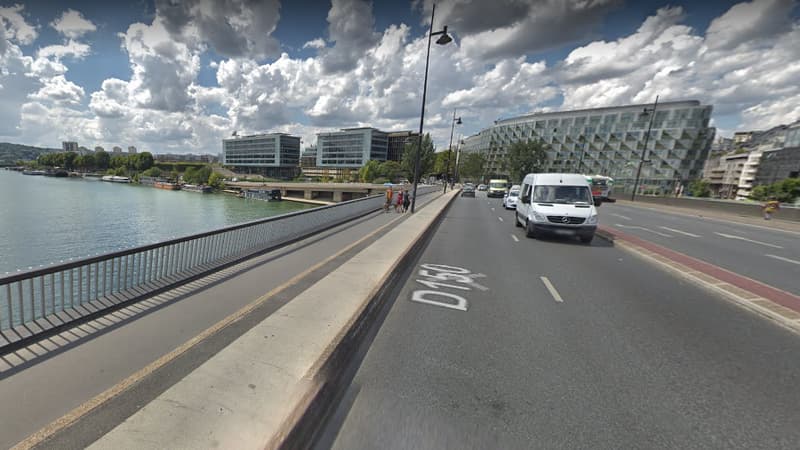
[616,199,800,233]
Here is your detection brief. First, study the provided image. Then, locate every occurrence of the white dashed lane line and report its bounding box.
[511,234,519,242]
[659,226,701,238]
[498,217,504,222]
[765,254,800,265]
[714,232,783,249]
[540,276,564,303]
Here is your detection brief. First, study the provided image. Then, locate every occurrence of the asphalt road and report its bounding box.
[600,202,800,295]
[0,193,440,449]
[318,192,800,449]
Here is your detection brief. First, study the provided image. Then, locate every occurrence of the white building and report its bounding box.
[316,127,388,168]
[128,146,137,154]
[222,132,301,179]
[62,141,78,152]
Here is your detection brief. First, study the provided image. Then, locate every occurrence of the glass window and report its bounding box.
[533,185,592,204]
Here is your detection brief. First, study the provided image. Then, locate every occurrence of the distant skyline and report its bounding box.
[1,0,798,154]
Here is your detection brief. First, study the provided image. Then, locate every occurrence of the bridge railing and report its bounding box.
[0,186,440,347]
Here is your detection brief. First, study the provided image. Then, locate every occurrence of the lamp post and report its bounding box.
[454,135,463,183]
[631,95,659,201]
[444,109,462,193]
[411,3,453,213]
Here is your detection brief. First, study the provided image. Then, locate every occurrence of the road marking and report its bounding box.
[614,224,672,237]
[498,216,504,222]
[491,207,495,211]
[714,232,783,249]
[511,234,519,242]
[659,226,701,238]
[765,254,800,265]
[540,276,563,303]
[610,213,631,220]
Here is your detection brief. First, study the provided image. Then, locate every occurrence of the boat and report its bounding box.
[101,175,131,183]
[154,181,180,190]
[83,173,103,181]
[44,169,69,177]
[22,170,46,175]
[181,184,212,193]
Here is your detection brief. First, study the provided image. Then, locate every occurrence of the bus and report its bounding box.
[585,175,615,203]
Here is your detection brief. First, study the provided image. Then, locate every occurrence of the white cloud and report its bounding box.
[705,0,795,51]
[29,75,85,105]
[37,39,91,60]
[0,4,38,47]
[320,0,380,73]
[156,0,281,60]
[50,9,97,39]
[303,38,326,50]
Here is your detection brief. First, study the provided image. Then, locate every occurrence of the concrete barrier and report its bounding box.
[627,196,800,222]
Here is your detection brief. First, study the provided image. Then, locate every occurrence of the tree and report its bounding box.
[359,160,381,183]
[688,180,711,197]
[208,172,225,190]
[110,155,127,169]
[401,133,435,182]
[751,178,800,202]
[377,160,402,182]
[95,150,110,170]
[504,140,548,183]
[433,150,455,176]
[459,152,486,181]
[183,165,212,184]
[63,152,77,170]
[142,167,162,177]
[135,152,154,171]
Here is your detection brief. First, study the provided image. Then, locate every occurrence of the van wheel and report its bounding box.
[525,220,537,239]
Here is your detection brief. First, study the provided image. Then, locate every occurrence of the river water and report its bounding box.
[0,170,313,274]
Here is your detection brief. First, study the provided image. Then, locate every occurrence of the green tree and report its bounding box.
[459,152,486,181]
[135,152,154,171]
[183,165,212,184]
[359,160,381,183]
[208,172,225,189]
[63,152,77,170]
[433,150,455,175]
[504,140,548,183]
[688,180,711,197]
[377,160,402,181]
[142,167,162,177]
[110,155,127,169]
[401,133,435,182]
[752,178,800,202]
[95,150,110,170]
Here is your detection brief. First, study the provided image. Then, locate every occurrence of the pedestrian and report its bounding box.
[763,198,780,220]
[402,189,410,212]
[395,189,404,213]
[384,186,393,213]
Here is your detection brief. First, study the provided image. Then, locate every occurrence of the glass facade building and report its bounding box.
[317,128,389,167]
[473,100,715,191]
[387,131,418,162]
[222,133,301,179]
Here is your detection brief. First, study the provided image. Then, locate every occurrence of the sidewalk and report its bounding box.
[615,199,800,233]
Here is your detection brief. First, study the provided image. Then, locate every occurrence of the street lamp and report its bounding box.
[631,95,659,201]
[454,136,464,183]
[411,3,453,213]
[444,109,462,193]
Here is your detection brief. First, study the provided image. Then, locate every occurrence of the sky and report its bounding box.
[1,0,799,155]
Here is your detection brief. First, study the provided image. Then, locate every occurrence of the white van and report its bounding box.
[514,173,598,244]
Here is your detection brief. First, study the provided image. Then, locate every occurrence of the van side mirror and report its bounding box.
[593,197,603,207]
[521,195,530,203]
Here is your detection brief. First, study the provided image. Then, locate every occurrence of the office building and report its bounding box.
[300,145,317,168]
[317,127,388,168]
[706,153,749,199]
[756,147,800,186]
[128,146,137,154]
[469,100,715,192]
[94,146,105,153]
[222,133,301,179]
[386,131,418,162]
[113,146,122,153]
[62,141,78,152]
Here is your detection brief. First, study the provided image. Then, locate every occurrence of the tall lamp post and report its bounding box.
[444,109,462,193]
[631,95,659,201]
[411,3,453,213]
[453,136,463,183]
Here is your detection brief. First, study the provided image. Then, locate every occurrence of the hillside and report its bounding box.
[0,142,60,165]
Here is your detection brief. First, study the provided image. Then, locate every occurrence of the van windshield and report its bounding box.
[533,185,592,204]
[489,182,506,189]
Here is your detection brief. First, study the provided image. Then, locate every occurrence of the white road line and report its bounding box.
[498,216,504,222]
[491,207,495,211]
[714,232,783,249]
[659,226,701,238]
[765,254,800,265]
[611,213,632,220]
[540,276,564,303]
[511,234,519,242]
[614,223,673,237]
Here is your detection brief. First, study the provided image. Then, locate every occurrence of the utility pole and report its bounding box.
[631,95,659,201]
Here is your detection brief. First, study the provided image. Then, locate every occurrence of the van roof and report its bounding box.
[525,173,590,185]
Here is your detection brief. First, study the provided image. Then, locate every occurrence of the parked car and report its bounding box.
[503,186,521,209]
[461,183,476,197]
[477,184,487,191]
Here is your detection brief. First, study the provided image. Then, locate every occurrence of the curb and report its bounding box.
[272,190,460,449]
[599,226,800,334]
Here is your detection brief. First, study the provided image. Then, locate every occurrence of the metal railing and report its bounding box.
[0,186,439,347]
